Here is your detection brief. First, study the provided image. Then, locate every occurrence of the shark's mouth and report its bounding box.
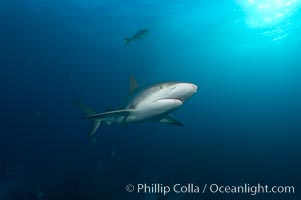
[155,98,184,103]
[172,98,184,103]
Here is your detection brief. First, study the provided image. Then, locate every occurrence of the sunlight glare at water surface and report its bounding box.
[237,0,301,40]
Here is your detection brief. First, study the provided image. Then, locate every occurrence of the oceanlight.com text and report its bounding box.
[208,183,295,196]
[125,183,295,196]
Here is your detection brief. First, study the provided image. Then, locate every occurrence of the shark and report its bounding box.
[124,29,149,46]
[75,77,198,137]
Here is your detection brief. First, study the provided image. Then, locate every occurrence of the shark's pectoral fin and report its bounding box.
[158,115,183,127]
[84,109,133,119]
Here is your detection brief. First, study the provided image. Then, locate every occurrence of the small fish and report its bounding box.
[124,29,149,46]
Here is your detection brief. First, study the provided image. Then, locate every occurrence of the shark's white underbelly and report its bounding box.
[124,98,183,123]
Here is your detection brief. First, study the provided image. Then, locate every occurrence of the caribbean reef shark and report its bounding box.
[75,77,197,137]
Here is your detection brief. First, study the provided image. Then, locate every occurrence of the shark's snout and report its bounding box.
[177,83,198,93]
[171,82,198,103]
[191,83,198,93]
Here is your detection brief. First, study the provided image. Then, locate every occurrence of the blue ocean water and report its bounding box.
[0,0,301,199]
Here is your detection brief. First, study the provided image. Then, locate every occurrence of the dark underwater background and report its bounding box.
[0,0,300,199]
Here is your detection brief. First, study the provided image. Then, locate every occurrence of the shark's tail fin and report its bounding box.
[74,99,101,137]
[123,38,131,46]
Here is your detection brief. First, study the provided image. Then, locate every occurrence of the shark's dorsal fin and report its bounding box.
[129,76,139,94]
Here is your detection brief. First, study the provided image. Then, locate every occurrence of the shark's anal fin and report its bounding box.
[129,77,139,94]
[158,115,183,127]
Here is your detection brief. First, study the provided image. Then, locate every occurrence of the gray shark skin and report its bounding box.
[75,77,198,137]
[124,29,149,46]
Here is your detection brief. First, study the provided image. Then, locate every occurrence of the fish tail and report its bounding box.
[123,38,131,46]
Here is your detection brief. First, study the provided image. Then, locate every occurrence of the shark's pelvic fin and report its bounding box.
[129,76,139,94]
[74,99,101,137]
[159,115,183,126]
[84,109,132,120]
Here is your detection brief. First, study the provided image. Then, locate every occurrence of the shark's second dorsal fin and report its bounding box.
[129,76,139,94]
